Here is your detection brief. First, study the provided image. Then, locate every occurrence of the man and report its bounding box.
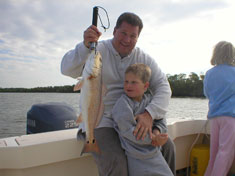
[61,12,176,176]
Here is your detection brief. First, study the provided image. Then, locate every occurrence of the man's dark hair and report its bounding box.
[115,12,143,35]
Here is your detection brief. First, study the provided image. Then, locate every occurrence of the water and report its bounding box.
[0,93,208,139]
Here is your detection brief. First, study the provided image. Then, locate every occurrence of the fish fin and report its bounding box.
[74,79,84,91]
[80,140,101,156]
[88,75,95,80]
[76,114,83,124]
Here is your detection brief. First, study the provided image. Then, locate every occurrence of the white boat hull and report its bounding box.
[0,120,234,176]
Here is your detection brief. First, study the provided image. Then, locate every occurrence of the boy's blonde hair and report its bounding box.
[211,41,235,66]
[125,63,151,83]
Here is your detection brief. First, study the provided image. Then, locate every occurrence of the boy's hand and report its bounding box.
[151,130,168,147]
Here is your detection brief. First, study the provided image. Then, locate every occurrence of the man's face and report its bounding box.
[112,21,139,57]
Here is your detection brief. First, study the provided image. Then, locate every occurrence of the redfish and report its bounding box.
[74,50,103,155]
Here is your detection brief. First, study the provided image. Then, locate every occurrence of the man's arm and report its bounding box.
[61,25,102,78]
[152,118,167,133]
[133,56,171,140]
[146,59,172,120]
[61,43,90,78]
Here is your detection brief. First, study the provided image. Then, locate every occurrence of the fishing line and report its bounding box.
[95,6,110,32]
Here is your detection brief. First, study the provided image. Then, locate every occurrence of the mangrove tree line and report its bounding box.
[0,72,205,97]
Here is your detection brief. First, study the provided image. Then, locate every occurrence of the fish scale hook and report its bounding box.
[95,6,110,32]
[90,6,110,53]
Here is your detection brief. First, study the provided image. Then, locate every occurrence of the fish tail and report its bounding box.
[76,114,83,124]
[80,140,101,156]
[73,79,84,91]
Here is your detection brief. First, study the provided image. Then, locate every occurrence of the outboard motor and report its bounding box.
[27,102,79,134]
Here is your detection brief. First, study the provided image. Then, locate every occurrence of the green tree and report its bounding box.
[167,73,205,97]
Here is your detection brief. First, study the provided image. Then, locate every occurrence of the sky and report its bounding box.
[0,0,235,88]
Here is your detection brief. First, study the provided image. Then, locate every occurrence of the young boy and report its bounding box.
[112,63,173,176]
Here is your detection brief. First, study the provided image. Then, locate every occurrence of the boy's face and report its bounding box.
[124,72,149,102]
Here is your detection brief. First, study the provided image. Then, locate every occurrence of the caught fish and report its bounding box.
[74,50,104,155]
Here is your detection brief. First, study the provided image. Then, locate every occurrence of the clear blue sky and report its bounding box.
[0,0,234,88]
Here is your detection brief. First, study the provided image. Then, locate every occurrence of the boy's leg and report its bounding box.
[161,137,176,176]
[128,152,174,176]
[93,127,128,176]
[92,127,176,176]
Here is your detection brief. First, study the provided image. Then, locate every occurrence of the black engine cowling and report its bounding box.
[27,102,78,134]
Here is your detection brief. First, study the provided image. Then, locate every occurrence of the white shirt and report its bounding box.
[61,39,172,128]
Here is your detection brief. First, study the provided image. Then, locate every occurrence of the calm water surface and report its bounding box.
[0,93,208,139]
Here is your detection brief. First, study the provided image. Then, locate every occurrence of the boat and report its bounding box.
[0,103,234,176]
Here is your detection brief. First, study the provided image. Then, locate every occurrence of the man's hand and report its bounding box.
[151,129,168,147]
[83,25,102,48]
[133,111,153,140]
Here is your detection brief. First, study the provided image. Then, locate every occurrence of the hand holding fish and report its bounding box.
[83,25,102,48]
[134,111,153,141]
